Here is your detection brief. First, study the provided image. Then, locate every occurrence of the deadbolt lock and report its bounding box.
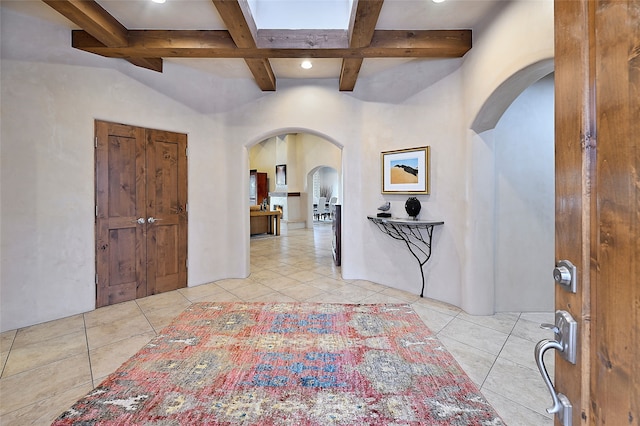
[553,260,577,293]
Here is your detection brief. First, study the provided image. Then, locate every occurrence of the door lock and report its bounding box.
[553,260,577,293]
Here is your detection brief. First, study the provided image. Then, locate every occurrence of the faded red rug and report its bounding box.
[53,302,503,425]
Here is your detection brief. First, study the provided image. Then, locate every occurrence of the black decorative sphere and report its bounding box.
[405,197,421,218]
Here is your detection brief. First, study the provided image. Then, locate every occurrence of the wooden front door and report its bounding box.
[95,121,188,308]
[554,0,638,424]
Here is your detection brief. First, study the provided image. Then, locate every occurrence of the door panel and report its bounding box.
[96,122,147,307]
[96,122,187,307]
[591,0,639,422]
[145,129,188,295]
[554,0,639,424]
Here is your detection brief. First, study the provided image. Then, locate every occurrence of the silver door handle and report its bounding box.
[534,310,576,426]
[147,217,162,223]
[132,217,145,224]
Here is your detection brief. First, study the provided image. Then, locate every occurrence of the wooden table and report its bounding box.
[250,210,282,235]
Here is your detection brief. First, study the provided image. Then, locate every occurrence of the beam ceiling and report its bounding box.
[42,0,472,92]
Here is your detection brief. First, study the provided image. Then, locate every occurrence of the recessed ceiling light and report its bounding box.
[432,0,446,3]
[151,0,166,4]
[301,60,313,70]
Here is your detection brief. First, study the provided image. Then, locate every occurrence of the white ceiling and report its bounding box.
[1,0,507,80]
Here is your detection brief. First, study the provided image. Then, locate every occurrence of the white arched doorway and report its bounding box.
[247,131,343,233]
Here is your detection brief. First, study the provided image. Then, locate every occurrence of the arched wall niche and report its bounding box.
[471,59,555,134]
[463,59,555,315]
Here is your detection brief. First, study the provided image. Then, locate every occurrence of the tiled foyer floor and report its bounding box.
[0,223,555,425]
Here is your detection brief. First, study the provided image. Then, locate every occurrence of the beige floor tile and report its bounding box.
[519,311,555,325]
[287,270,325,283]
[178,282,228,301]
[482,357,553,415]
[304,293,355,304]
[409,303,455,333]
[512,317,556,343]
[261,276,304,291]
[481,388,553,425]
[11,314,85,348]
[439,317,509,355]
[278,283,329,301]
[86,311,153,350]
[2,329,87,377]
[246,292,298,303]
[0,353,91,416]
[143,303,192,331]
[136,290,191,314]
[437,335,496,387]
[1,381,94,425]
[229,282,276,300]
[306,276,347,292]
[0,330,16,353]
[83,300,142,329]
[456,311,520,334]
[248,269,284,282]
[215,278,255,291]
[350,280,388,292]
[191,290,242,303]
[267,264,305,276]
[329,284,379,302]
[89,331,156,380]
[378,287,422,302]
[412,296,462,316]
[499,334,554,374]
[0,351,8,374]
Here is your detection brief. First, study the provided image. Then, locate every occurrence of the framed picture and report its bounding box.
[381,146,430,194]
[275,164,287,185]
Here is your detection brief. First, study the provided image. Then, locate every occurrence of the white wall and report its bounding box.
[1,0,554,331]
[494,74,555,311]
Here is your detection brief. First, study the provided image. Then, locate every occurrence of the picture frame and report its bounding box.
[381,146,430,194]
[275,164,287,185]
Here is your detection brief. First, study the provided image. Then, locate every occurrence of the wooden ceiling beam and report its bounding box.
[340,0,385,91]
[72,29,472,59]
[211,0,275,90]
[42,0,163,72]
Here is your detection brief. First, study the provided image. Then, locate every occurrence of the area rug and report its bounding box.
[53,302,503,425]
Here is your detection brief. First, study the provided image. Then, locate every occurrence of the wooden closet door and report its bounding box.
[95,121,188,307]
[145,129,188,295]
[95,121,147,307]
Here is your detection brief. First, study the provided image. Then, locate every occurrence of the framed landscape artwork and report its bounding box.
[381,146,430,194]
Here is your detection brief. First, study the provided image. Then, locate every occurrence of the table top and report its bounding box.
[367,216,444,226]
[250,210,282,217]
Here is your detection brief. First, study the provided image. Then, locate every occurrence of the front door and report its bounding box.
[95,121,188,307]
[553,0,638,424]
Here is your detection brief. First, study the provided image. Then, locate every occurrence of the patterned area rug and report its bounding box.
[53,302,504,425]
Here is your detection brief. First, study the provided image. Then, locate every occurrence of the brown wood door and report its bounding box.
[554,0,638,424]
[145,129,188,295]
[95,121,187,308]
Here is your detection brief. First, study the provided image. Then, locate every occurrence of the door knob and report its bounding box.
[147,217,162,223]
[132,217,145,224]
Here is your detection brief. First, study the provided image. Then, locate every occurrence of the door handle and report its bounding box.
[534,310,576,426]
[147,217,162,224]
[132,217,145,224]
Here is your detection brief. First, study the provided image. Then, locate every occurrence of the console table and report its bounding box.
[250,210,282,236]
[367,216,444,297]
